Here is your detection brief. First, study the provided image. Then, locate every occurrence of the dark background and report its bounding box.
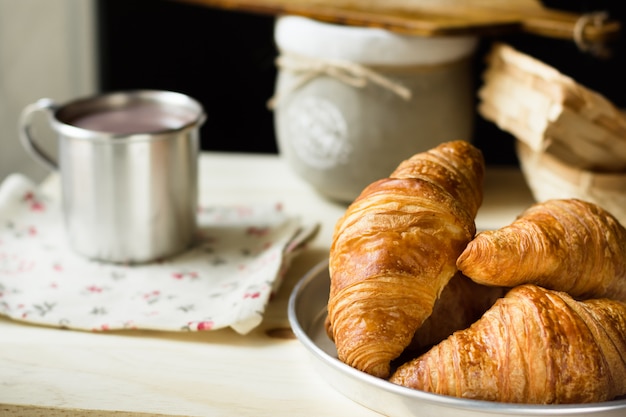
[96,0,626,166]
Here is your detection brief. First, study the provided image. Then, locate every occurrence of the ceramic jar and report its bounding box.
[272,16,479,203]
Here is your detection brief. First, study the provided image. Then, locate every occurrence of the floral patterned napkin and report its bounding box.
[0,174,319,334]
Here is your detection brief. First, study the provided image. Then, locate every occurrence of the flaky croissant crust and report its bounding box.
[408,272,506,353]
[328,140,485,378]
[389,284,626,404]
[457,198,626,302]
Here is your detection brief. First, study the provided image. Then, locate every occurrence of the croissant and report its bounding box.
[457,198,626,302]
[389,284,626,404]
[407,272,506,353]
[325,272,506,354]
[327,140,485,378]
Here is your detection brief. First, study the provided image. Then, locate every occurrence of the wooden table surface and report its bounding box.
[0,151,535,416]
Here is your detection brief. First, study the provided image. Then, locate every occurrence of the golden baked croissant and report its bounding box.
[389,284,626,404]
[325,272,506,354]
[327,140,485,378]
[457,198,626,302]
[408,272,506,353]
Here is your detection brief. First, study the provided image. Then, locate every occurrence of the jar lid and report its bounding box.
[274,15,478,66]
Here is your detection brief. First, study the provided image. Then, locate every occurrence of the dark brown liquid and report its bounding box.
[70,103,195,134]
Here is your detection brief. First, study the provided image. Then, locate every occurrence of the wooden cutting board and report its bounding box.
[177,0,620,42]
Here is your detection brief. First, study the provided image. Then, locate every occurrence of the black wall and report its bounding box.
[97,0,278,154]
[96,0,626,165]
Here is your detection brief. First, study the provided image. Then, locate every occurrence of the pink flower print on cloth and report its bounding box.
[0,174,319,334]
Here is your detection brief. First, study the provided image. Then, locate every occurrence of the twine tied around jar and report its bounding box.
[267,53,413,109]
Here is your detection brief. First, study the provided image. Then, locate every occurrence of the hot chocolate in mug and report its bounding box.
[19,90,206,264]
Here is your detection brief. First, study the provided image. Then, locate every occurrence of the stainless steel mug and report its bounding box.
[19,90,206,264]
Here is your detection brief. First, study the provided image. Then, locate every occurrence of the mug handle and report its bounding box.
[19,98,59,171]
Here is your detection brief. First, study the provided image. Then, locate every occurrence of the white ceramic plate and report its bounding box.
[288,260,626,417]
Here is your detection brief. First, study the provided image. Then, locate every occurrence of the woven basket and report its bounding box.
[516,140,626,225]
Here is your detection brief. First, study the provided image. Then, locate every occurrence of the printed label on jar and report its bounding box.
[286,96,351,169]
